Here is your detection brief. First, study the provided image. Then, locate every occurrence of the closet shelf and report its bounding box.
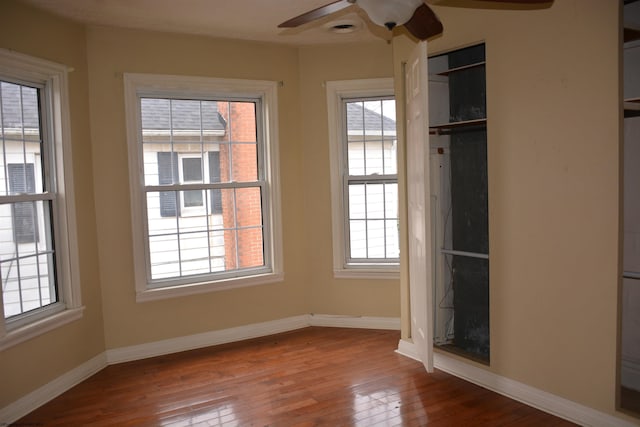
[429,118,486,135]
[437,61,486,76]
[625,98,640,118]
[625,27,640,43]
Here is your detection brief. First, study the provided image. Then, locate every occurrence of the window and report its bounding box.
[124,74,282,301]
[326,78,399,279]
[0,49,82,350]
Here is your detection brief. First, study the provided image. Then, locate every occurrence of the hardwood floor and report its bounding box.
[17,327,576,426]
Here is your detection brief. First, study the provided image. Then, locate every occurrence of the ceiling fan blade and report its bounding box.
[278,0,354,28]
[403,4,443,40]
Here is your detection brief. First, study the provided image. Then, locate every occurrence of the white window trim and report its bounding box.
[0,49,84,351]
[123,73,283,302]
[326,78,399,280]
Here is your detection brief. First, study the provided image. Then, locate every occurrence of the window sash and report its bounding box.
[342,98,398,266]
[0,77,61,325]
[137,94,269,289]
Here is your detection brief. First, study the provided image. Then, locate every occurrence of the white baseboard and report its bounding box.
[0,352,107,424]
[395,338,420,361]
[309,314,401,330]
[1,313,400,424]
[433,352,639,427]
[106,314,311,364]
[622,357,640,392]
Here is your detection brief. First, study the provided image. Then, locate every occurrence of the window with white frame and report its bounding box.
[327,78,399,278]
[124,74,282,301]
[0,49,82,350]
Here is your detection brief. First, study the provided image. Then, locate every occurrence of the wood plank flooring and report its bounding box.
[17,327,576,426]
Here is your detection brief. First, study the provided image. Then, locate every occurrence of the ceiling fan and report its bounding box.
[279,0,553,41]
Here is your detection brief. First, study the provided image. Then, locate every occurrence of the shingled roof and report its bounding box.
[0,82,40,132]
[141,98,227,132]
[1,84,395,137]
[346,102,396,135]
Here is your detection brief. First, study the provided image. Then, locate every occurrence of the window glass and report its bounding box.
[0,81,57,319]
[139,96,266,285]
[344,98,398,263]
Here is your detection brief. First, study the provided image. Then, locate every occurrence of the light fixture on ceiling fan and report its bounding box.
[279,0,554,41]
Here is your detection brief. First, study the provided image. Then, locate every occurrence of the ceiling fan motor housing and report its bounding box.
[357,0,423,29]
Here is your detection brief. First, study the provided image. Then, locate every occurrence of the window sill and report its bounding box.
[0,307,85,352]
[136,272,285,303]
[334,268,400,280]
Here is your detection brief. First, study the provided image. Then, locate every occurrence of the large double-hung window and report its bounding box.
[124,74,282,301]
[0,49,82,350]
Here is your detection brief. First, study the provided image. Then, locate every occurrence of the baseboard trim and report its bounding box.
[0,352,107,424]
[395,338,420,361]
[309,314,401,330]
[433,351,638,427]
[106,315,311,364]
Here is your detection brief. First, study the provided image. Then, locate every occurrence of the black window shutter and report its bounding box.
[157,152,179,217]
[208,151,222,214]
[8,163,38,243]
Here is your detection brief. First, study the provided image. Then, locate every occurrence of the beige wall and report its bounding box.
[0,1,105,408]
[297,43,401,317]
[0,0,634,423]
[394,0,623,418]
[85,26,313,349]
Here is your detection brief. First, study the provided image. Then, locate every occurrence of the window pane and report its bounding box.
[347,142,365,176]
[367,219,386,258]
[382,140,396,176]
[384,183,398,218]
[349,220,367,259]
[141,98,170,143]
[1,233,56,318]
[1,82,41,143]
[346,99,397,177]
[149,233,180,280]
[237,228,264,268]
[179,231,210,276]
[171,99,203,140]
[385,220,399,258]
[235,187,262,228]
[365,183,385,219]
[182,157,203,182]
[364,141,384,175]
[348,184,366,220]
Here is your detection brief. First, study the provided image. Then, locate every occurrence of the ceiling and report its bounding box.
[20,0,402,46]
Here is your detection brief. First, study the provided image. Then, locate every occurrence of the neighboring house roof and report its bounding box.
[2,83,392,137]
[0,82,39,131]
[346,102,396,135]
[141,98,226,133]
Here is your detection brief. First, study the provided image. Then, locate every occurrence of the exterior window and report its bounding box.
[326,78,399,279]
[0,49,82,350]
[124,74,282,301]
